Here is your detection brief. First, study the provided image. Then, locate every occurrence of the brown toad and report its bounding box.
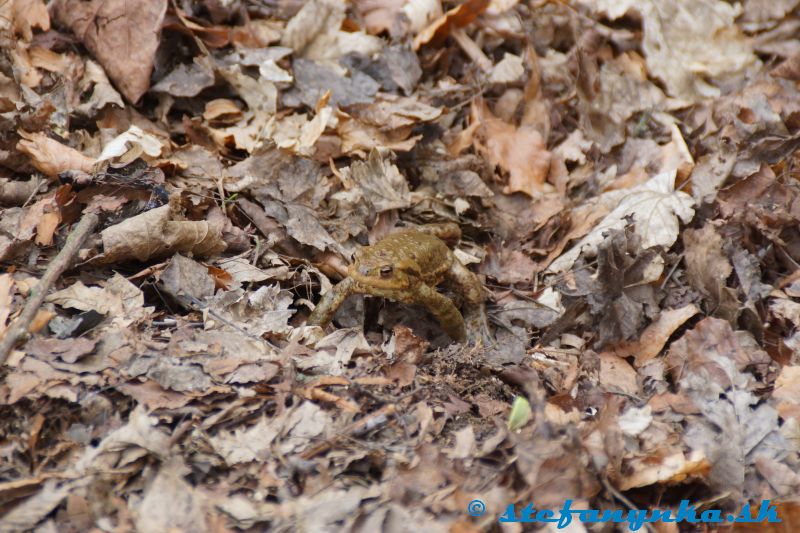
[307,224,489,344]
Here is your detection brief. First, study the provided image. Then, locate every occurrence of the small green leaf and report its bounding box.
[507,396,532,431]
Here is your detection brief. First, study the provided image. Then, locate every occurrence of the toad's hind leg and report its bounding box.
[444,260,485,305]
[307,277,357,328]
[414,283,467,343]
[444,261,491,346]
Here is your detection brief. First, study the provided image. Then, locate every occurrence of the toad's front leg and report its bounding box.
[307,276,357,329]
[413,283,467,343]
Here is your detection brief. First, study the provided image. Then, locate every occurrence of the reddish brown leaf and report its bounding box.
[53,0,167,103]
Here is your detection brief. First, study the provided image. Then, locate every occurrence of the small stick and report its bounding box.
[600,475,656,533]
[451,28,492,73]
[300,403,397,460]
[0,212,100,365]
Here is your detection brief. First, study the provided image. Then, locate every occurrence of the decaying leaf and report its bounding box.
[75,59,125,117]
[336,149,411,215]
[97,125,166,162]
[208,283,295,337]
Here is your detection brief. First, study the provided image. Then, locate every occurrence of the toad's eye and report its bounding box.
[379,266,393,277]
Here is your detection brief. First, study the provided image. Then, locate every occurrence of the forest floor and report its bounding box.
[1,0,800,531]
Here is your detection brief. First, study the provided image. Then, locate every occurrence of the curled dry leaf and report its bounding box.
[46,273,152,329]
[609,304,700,366]
[335,112,420,155]
[17,131,95,178]
[218,66,277,117]
[203,99,242,124]
[75,60,125,117]
[336,148,411,214]
[93,203,227,264]
[28,47,72,75]
[204,67,278,153]
[265,108,332,157]
[9,43,42,88]
[617,449,710,491]
[348,93,441,130]
[336,94,442,153]
[208,283,295,337]
[413,0,490,50]
[97,125,166,162]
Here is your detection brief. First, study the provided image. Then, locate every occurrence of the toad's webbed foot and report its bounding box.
[464,304,493,348]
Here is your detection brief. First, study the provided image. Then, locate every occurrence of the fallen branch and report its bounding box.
[0,212,100,365]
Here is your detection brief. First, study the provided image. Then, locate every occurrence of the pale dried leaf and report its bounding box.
[549,171,695,272]
[472,99,551,197]
[488,53,524,84]
[97,125,165,161]
[209,416,280,465]
[134,458,209,532]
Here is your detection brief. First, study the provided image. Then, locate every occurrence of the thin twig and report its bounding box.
[180,293,278,351]
[0,212,100,365]
[659,252,684,290]
[451,28,492,73]
[300,403,397,460]
[600,475,656,533]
